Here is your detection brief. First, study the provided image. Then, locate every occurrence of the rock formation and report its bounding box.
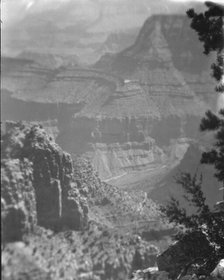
[2,121,88,230]
[1,159,37,242]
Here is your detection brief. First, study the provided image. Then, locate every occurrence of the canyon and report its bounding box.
[1,14,218,204]
[2,4,224,279]
[1,122,221,280]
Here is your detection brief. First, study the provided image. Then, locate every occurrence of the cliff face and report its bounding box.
[68,16,212,180]
[1,15,213,182]
[2,122,88,231]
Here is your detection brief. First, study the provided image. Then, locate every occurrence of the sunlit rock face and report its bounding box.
[1,15,214,181]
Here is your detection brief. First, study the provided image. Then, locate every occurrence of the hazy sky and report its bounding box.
[2,0,220,28]
[2,0,223,58]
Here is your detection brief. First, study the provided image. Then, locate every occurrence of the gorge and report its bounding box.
[2,2,224,279]
[1,14,218,203]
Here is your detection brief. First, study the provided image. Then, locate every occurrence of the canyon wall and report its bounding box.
[56,115,201,180]
[1,15,214,182]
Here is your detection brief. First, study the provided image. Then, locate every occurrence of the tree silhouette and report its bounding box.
[187,1,224,92]
[161,2,224,277]
[187,1,224,199]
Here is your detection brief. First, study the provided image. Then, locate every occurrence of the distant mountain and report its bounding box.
[95,14,215,103]
[17,51,80,69]
[2,0,199,63]
[96,14,214,75]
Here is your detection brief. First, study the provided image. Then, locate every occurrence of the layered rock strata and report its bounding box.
[1,15,214,181]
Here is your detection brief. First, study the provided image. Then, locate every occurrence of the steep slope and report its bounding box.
[1,122,165,280]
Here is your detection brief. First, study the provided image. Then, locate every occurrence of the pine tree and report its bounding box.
[200,109,224,200]
[187,1,224,92]
[161,2,224,277]
[187,1,224,200]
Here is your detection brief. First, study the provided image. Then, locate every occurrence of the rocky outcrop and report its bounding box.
[1,159,37,242]
[2,121,88,230]
[157,231,213,279]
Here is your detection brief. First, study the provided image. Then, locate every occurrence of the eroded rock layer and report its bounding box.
[1,15,214,181]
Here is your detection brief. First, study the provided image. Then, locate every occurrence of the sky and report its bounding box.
[3,0,223,28]
[1,0,223,58]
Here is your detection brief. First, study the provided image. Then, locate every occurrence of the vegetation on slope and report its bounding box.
[1,122,168,280]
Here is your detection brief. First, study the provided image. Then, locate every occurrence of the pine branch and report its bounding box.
[200,110,220,131]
